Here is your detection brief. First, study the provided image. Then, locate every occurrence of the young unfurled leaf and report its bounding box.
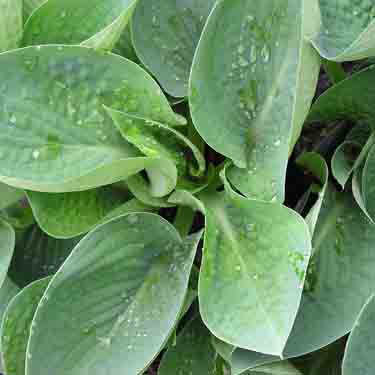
[284,185,375,357]
[106,108,205,179]
[26,214,201,375]
[296,152,329,235]
[190,0,320,202]
[132,0,216,97]
[1,277,51,375]
[342,295,375,375]
[311,1,375,61]
[199,187,312,356]
[0,46,184,195]
[23,0,139,50]
[8,224,79,287]
[27,187,151,239]
[158,317,217,375]
[0,0,23,53]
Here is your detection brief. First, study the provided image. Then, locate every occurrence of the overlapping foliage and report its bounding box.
[1,0,375,374]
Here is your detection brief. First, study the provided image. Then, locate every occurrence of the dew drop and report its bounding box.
[32,150,40,160]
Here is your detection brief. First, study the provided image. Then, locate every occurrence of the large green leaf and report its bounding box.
[190,0,320,202]
[26,213,201,375]
[1,277,50,375]
[311,1,375,61]
[158,317,217,375]
[0,184,24,210]
[27,187,151,238]
[0,45,184,195]
[23,0,138,50]
[9,225,79,287]
[308,65,375,125]
[0,0,23,53]
[132,0,216,97]
[0,220,15,288]
[0,277,20,372]
[284,184,375,357]
[342,295,375,375]
[199,187,312,356]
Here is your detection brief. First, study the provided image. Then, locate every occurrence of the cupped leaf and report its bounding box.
[284,184,375,357]
[27,187,151,239]
[308,65,375,125]
[198,186,312,356]
[1,277,51,375]
[342,295,375,375]
[190,0,320,202]
[332,142,363,189]
[0,184,24,210]
[132,0,216,97]
[158,317,217,375]
[9,225,79,287]
[0,0,23,53]
[26,213,201,375]
[23,0,138,50]
[0,220,15,288]
[311,1,375,61]
[0,45,184,194]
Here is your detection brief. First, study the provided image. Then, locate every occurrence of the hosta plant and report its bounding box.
[1,0,375,374]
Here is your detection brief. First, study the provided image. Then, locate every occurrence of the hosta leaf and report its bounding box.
[308,65,375,125]
[0,184,24,210]
[0,278,20,372]
[190,0,320,202]
[27,187,151,239]
[106,108,206,181]
[199,187,312,356]
[26,213,201,375]
[284,184,375,357]
[9,225,79,287]
[0,45,184,195]
[0,220,15,288]
[231,349,278,375]
[358,144,375,221]
[246,361,302,375]
[23,0,46,21]
[1,277,50,375]
[342,295,375,375]
[0,0,23,53]
[311,1,375,61]
[132,0,216,97]
[23,0,138,50]
[158,317,217,375]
